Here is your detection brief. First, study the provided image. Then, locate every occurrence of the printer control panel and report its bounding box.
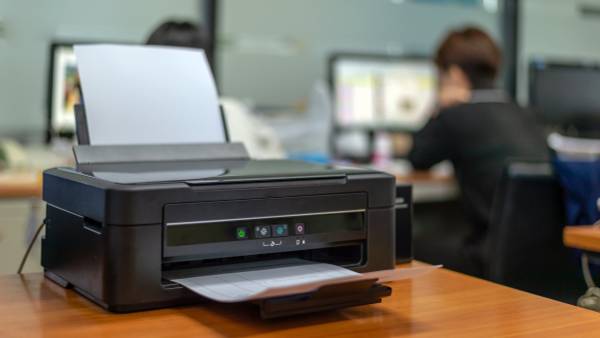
[236,222,303,241]
[163,211,366,259]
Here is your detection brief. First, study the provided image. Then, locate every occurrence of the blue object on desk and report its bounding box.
[553,157,600,225]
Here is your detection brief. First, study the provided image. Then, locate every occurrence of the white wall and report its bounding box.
[519,0,600,102]
[217,0,501,109]
[0,0,200,138]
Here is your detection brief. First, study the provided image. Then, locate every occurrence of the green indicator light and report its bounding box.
[276,228,284,235]
[236,227,248,239]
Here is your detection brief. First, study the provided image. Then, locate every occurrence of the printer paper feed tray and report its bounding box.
[167,259,359,303]
[166,259,440,303]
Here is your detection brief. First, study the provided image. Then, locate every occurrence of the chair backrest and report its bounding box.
[487,161,583,301]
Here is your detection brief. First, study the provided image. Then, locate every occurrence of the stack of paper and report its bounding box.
[74,44,225,146]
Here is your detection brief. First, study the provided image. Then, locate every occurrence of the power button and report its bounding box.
[294,223,305,235]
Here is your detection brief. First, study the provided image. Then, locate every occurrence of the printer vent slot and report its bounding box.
[162,243,365,273]
[82,217,103,235]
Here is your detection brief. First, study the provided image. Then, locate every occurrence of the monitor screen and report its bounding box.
[530,61,600,124]
[332,55,437,131]
[48,44,80,137]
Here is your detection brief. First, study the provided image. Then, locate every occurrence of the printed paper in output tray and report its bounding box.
[169,260,439,303]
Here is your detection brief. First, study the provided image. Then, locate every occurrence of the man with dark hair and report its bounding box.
[146,20,216,68]
[146,21,208,49]
[436,27,501,89]
[409,26,546,274]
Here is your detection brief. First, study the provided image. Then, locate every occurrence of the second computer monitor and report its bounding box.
[331,54,437,131]
[47,43,80,141]
[530,60,600,126]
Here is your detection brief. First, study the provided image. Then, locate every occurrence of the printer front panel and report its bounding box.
[160,192,377,272]
[164,211,366,264]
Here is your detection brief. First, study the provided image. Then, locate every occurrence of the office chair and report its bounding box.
[486,161,585,303]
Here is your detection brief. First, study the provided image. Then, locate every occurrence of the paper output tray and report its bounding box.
[255,278,391,319]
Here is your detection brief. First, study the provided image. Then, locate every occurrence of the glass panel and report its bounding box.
[0,0,202,142]
[217,0,503,110]
[520,0,600,134]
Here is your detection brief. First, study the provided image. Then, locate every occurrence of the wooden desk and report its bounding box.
[395,170,455,184]
[395,171,459,203]
[1,263,599,337]
[564,225,600,252]
[0,171,42,199]
[0,146,71,199]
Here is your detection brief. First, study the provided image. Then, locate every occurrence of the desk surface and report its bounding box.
[564,225,600,252]
[0,171,42,198]
[394,170,454,183]
[395,171,459,203]
[1,263,599,337]
[0,147,72,199]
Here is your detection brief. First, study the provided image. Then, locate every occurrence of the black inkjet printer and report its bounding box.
[41,105,413,318]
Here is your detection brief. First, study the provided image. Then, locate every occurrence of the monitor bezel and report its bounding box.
[46,40,133,143]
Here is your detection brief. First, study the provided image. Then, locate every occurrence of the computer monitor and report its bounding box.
[530,60,600,127]
[46,43,80,142]
[330,54,437,131]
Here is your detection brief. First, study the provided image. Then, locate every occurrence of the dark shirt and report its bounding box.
[409,96,547,243]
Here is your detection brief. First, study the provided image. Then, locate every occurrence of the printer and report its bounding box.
[41,141,412,317]
[41,44,412,318]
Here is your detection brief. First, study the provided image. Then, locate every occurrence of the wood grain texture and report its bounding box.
[394,170,455,184]
[0,263,599,337]
[0,172,42,198]
[564,225,600,253]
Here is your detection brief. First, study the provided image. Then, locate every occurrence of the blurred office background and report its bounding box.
[0,0,599,305]
[4,0,600,142]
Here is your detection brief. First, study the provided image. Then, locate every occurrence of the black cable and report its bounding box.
[17,220,46,275]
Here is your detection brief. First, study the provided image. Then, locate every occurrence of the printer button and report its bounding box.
[235,227,249,240]
[254,225,271,238]
[294,223,305,235]
[271,224,288,237]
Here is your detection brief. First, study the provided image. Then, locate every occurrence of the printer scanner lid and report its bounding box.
[71,142,368,185]
[74,159,363,185]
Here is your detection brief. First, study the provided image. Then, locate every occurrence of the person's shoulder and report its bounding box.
[436,102,481,119]
[440,101,522,116]
[434,102,523,131]
[438,103,469,114]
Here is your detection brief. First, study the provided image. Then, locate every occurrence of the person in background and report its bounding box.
[408,26,547,274]
[146,21,208,49]
[145,21,286,159]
